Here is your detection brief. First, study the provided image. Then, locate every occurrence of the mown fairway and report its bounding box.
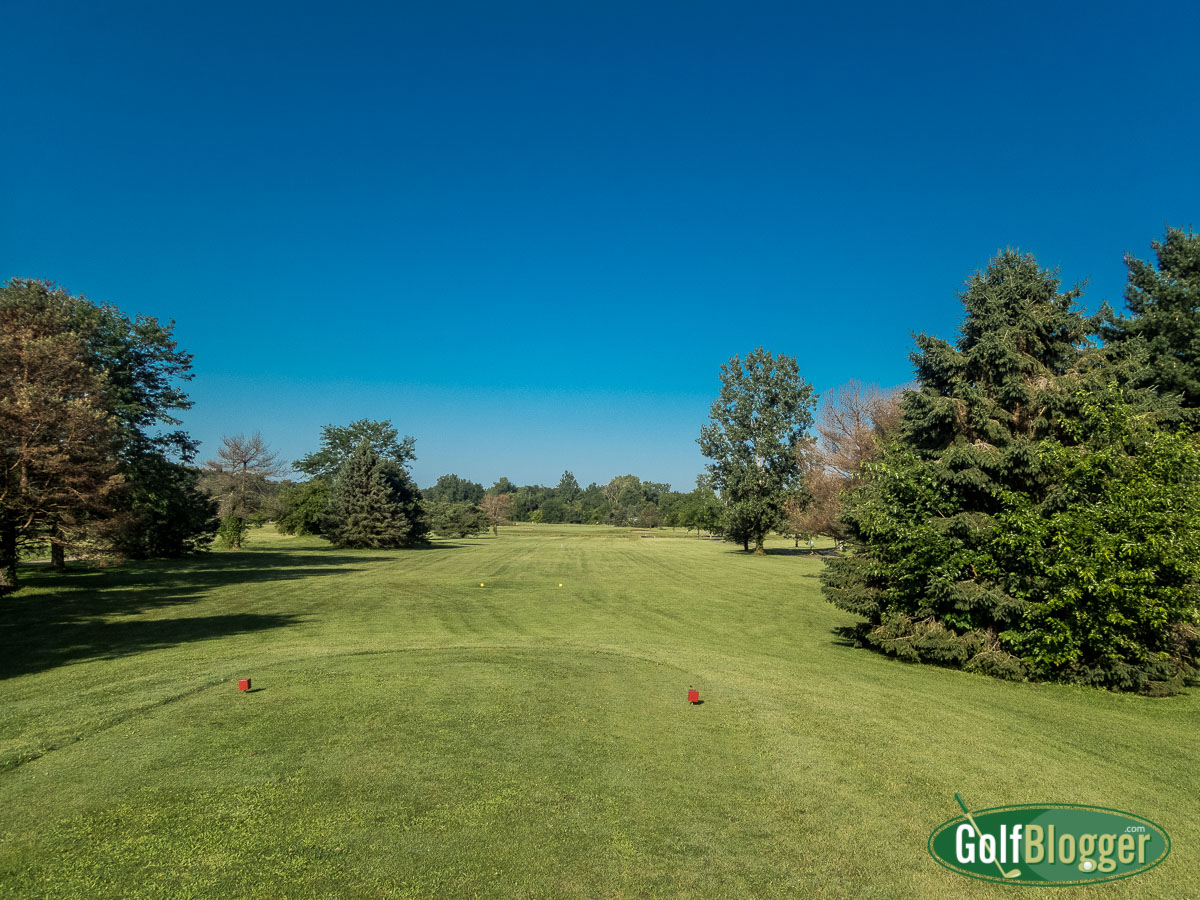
[2,526,1197,899]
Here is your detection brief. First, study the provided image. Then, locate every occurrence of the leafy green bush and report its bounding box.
[429,501,489,538]
[216,515,248,550]
[275,479,331,536]
[992,398,1200,693]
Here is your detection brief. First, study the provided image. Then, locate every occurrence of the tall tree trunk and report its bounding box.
[50,521,65,569]
[0,521,18,597]
[754,535,765,555]
[743,537,749,552]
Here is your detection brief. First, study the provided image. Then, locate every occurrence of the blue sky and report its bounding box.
[5,0,1198,489]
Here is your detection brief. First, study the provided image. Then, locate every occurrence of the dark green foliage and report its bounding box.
[487,477,518,495]
[509,485,548,522]
[24,279,198,462]
[457,473,679,526]
[604,475,646,526]
[274,479,331,536]
[326,442,428,549]
[75,298,211,557]
[555,471,580,502]
[216,515,248,550]
[992,395,1200,694]
[429,501,489,538]
[293,420,416,479]
[423,474,485,506]
[699,348,816,554]
[659,478,723,537]
[1101,226,1200,410]
[824,250,1200,693]
[576,483,609,524]
[825,252,1092,673]
[111,457,217,558]
[538,496,569,524]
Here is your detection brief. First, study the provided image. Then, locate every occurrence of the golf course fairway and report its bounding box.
[2,526,1196,898]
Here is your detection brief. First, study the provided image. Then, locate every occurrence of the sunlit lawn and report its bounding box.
[1,526,1196,898]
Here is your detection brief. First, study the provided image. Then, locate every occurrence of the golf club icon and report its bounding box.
[955,793,1020,880]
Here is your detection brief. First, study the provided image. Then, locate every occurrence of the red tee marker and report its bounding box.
[687,688,699,704]
[238,678,251,691]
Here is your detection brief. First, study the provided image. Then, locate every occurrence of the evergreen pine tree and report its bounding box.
[327,440,428,549]
[1100,225,1200,411]
[823,252,1096,675]
[823,250,1200,692]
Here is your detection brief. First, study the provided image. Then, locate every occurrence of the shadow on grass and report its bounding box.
[766,547,843,557]
[830,625,862,648]
[0,613,306,680]
[1,548,381,680]
[718,547,841,558]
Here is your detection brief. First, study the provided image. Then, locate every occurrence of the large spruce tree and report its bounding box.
[326,440,428,549]
[1100,225,1200,411]
[823,250,1200,693]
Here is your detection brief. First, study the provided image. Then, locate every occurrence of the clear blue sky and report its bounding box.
[5,0,1197,489]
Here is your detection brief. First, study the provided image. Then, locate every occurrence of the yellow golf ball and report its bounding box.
[480,583,484,587]
[558,583,563,587]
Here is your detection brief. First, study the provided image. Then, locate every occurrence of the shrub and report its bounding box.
[217,515,248,550]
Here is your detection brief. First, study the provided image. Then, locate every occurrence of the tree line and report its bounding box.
[269,444,727,542]
[197,422,726,547]
[5,225,1196,695]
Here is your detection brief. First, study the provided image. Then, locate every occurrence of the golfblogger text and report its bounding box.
[956,824,1153,874]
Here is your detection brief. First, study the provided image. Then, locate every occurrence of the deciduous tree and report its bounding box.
[294,419,415,479]
[274,479,331,536]
[429,500,490,538]
[1,287,123,591]
[791,381,904,544]
[698,348,816,554]
[203,432,287,517]
[423,474,484,505]
[2,279,208,586]
[110,457,217,558]
[479,493,512,536]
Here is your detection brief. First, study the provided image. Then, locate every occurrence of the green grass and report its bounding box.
[1,525,1197,898]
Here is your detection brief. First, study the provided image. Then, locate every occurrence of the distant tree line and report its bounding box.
[421,471,721,533]
[274,465,728,543]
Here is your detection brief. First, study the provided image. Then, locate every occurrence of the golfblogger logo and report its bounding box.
[928,795,1170,885]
